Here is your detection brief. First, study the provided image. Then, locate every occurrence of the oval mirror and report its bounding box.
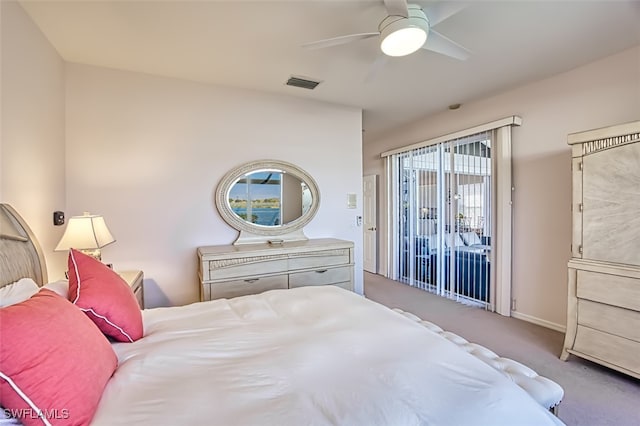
[215,160,320,244]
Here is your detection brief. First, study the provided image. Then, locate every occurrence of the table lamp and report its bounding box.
[55,212,115,261]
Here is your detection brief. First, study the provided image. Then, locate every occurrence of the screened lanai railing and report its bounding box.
[393,131,493,307]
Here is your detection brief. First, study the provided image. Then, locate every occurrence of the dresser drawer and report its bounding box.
[288,249,351,271]
[577,270,640,311]
[332,281,354,292]
[204,256,288,281]
[205,274,288,300]
[573,325,640,374]
[578,299,640,342]
[289,266,352,288]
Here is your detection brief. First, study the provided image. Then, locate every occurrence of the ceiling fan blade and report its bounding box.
[302,32,380,50]
[365,55,389,83]
[422,29,470,60]
[425,2,468,26]
[383,0,409,17]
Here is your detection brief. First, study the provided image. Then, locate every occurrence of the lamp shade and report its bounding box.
[55,212,115,252]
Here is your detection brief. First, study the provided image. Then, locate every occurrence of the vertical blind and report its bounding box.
[391,131,493,307]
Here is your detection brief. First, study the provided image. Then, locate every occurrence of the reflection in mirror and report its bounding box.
[228,170,312,227]
[216,159,320,244]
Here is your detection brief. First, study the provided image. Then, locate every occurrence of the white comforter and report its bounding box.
[93,286,564,426]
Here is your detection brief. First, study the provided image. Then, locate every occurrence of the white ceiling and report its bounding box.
[19,0,640,139]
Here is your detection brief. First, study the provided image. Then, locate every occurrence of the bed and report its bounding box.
[0,203,564,425]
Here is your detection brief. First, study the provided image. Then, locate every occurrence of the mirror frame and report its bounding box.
[215,159,320,244]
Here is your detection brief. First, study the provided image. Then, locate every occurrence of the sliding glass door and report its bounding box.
[392,131,493,307]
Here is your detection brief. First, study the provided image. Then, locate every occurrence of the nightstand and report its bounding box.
[118,270,144,309]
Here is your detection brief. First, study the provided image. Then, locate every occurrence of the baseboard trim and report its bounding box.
[511,311,566,333]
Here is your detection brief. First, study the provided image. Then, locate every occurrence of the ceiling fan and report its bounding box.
[302,0,470,61]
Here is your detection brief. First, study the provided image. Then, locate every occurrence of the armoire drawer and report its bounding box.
[289,266,352,288]
[206,274,288,300]
[578,299,640,342]
[573,326,640,374]
[576,270,640,311]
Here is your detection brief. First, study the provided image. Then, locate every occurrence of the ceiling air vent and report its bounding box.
[286,76,321,90]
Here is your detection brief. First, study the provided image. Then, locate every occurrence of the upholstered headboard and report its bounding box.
[0,203,47,288]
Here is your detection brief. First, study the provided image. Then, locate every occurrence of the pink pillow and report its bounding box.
[67,249,143,342]
[0,289,117,426]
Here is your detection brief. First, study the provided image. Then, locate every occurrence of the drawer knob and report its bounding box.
[315,269,328,273]
[244,278,259,283]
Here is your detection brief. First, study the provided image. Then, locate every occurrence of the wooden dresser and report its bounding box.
[198,238,354,301]
[560,121,640,378]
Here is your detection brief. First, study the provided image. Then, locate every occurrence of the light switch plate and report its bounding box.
[347,193,357,209]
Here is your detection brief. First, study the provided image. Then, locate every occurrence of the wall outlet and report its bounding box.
[511,298,517,311]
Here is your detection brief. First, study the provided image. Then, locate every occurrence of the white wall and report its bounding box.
[65,64,363,307]
[364,45,640,330]
[1,1,67,280]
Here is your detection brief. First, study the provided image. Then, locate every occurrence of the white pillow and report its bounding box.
[444,233,465,248]
[0,278,39,307]
[0,407,20,424]
[461,231,482,246]
[41,279,70,298]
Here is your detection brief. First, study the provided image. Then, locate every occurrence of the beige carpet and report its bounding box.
[364,272,640,426]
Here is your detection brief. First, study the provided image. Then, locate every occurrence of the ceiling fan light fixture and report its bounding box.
[380,27,427,57]
[379,5,429,57]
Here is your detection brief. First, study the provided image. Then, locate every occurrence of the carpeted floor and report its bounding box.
[364,272,640,426]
